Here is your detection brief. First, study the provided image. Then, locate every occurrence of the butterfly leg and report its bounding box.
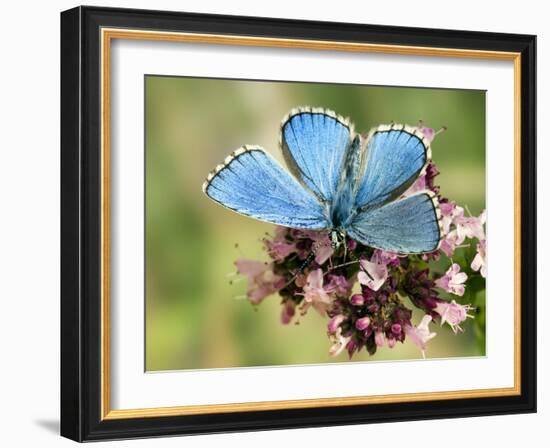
[342,235,348,263]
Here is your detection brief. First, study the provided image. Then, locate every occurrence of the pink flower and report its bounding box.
[328,327,351,357]
[264,240,296,261]
[404,315,437,358]
[374,249,401,267]
[263,226,297,261]
[440,201,460,235]
[235,259,285,304]
[471,239,487,278]
[314,244,334,265]
[358,252,388,291]
[439,204,485,247]
[301,269,334,315]
[454,209,486,244]
[418,127,436,143]
[326,274,352,297]
[298,230,334,264]
[327,314,345,334]
[440,230,459,257]
[280,301,296,325]
[403,162,440,197]
[418,126,447,145]
[434,300,474,333]
[404,173,427,196]
[435,263,468,296]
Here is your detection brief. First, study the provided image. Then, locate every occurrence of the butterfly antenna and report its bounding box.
[283,251,316,289]
[343,236,348,263]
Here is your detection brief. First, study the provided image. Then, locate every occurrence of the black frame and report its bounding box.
[61,5,537,442]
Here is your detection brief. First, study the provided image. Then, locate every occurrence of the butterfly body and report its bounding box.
[203,107,442,254]
[329,134,363,230]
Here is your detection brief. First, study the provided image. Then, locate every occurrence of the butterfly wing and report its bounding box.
[280,107,353,202]
[354,124,431,209]
[203,145,329,229]
[346,192,442,253]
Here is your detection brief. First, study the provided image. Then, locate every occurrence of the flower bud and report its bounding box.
[391,323,402,335]
[346,338,359,358]
[280,301,296,325]
[355,316,371,331]
[424,296,439,310]
[350,294,364,306]
[375,331,385,347]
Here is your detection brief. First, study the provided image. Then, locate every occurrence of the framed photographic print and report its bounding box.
[60,6,537,442]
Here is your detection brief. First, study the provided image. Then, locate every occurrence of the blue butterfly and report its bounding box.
[203,107,442,254]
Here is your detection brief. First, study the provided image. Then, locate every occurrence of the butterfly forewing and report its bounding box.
[203,145,329,229]
[280,107,353,203]
[354,125,431,210]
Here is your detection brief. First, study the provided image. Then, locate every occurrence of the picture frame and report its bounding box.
[60,5,536,442]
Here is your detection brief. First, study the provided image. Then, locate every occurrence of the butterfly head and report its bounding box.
[330,229,346,250]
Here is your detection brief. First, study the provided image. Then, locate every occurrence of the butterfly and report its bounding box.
[202,106,442,254]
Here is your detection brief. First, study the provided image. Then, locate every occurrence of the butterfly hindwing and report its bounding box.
[203,145,329,229]
[346,191,442,254]
[355,125,431,209]
[280,107,352,202]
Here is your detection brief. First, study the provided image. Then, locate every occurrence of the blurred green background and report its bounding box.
[145,75,486,371]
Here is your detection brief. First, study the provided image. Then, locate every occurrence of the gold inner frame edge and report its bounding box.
[100,27,522,420]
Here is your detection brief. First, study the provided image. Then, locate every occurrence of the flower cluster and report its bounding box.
[234,128,485,359]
